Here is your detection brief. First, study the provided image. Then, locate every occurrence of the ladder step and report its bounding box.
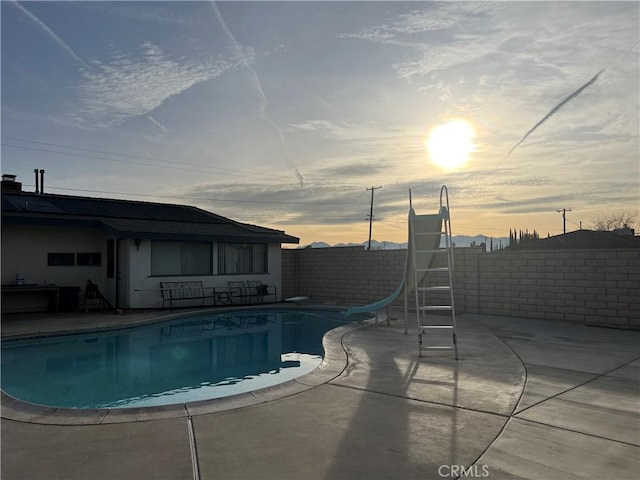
[414,249,446,254]
[419,325,454,329]
[417,286,450,292]
[418,305,453,311]
[414,231,443,235]
[420,346,455,350]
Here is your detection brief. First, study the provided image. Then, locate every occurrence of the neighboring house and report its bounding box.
[1,175,298,311]
[518,229,640,250]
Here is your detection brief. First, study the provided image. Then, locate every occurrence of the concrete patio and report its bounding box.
[2,308,639,479]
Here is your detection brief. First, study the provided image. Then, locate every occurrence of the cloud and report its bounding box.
[177,176,466,229]
[286,119,409,146]
[337,2,500,80]
[183,181,369,225]
[481,181,640,215]
[67,42,242,129]
[286,120,341,132]
[340,2,637,92]
[390,3,493,34]
[337,3,492,46]
[81,2,197,26]
[311,162,387,180]
[171,160,638,235]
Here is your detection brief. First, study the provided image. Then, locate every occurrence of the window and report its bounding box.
[48,252,102,267]
[151,241,212,276]
[218,243,267,274]
[77,253,102,266]
[48,253,74,266]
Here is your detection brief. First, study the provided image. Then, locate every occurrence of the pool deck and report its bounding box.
[2,307,639,479]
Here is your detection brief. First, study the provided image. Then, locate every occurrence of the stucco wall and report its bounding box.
[282,247,640,329]
[127,241,283,309]
[1,224,107,291]
[1,225,284,310]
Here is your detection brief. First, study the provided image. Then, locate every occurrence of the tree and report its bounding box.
[591,211,638,231]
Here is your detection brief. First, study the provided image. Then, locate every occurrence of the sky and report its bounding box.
[2,1,639,247]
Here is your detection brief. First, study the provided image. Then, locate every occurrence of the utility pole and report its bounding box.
[366,186,382,250]
[557,208,572,234]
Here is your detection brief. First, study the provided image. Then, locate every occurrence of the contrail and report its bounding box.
[211,1,304,187]
[148,115,169,133]
[12,1,94,71]
[502,68,605,162]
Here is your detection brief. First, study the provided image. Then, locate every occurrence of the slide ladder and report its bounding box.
[343,185,459,360]
[411,186,458,359]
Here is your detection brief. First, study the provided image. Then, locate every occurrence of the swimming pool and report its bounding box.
[1,309,369,409]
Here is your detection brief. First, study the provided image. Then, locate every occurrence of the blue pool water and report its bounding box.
[1,309,367,409]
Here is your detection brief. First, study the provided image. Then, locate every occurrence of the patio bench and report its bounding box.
[160,281,211,310]
[228,280,277,304]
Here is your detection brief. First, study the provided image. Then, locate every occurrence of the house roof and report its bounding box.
[1,191,299,244]
[510,229,640,249]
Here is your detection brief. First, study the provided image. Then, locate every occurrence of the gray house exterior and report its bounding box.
[1,178,298,311]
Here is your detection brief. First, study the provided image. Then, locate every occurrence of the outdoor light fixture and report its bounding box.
[134,239,142,250]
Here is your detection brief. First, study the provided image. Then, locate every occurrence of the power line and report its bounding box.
[1,137,406,186]
[31,185,359,206]
[1,137,295,181]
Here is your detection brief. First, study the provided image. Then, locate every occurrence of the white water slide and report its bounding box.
[343,186,457,356]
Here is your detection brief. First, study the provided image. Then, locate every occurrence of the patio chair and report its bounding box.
[82,279,108,312]
[245,280,262,304]
[228,281,247,304]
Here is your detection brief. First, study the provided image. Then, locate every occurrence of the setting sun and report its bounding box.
[425,120,476,170]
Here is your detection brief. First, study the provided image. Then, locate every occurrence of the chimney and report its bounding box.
[1,174,23,192]
[39,169,45,194]
[34,169,40,194]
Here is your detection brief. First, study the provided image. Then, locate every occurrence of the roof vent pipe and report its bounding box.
[34,168,39,194]
[39,169,45,194]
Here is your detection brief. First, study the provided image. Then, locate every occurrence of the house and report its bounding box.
[513,229,640,250]
[1,174,299,312]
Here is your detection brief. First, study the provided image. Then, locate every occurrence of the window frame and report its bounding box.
[217,242,268,275]
[76,252,102,267]
[47,253,75,266]
[150,240,213,277]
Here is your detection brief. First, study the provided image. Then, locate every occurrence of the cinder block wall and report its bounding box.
[282,247,640,329]
[475,249,640,328]
[282,246,405,305]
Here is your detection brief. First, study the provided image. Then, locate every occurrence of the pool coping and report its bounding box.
[1,307,371,425]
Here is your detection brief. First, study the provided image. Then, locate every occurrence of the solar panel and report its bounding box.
[3,196,64,213]
[3,193,226,224]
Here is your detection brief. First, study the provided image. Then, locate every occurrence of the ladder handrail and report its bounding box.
[439,184,454,275]
[412,184,458,360]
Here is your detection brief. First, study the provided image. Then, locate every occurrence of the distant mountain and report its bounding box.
[303,241,332,249]
[300,235,509,249]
